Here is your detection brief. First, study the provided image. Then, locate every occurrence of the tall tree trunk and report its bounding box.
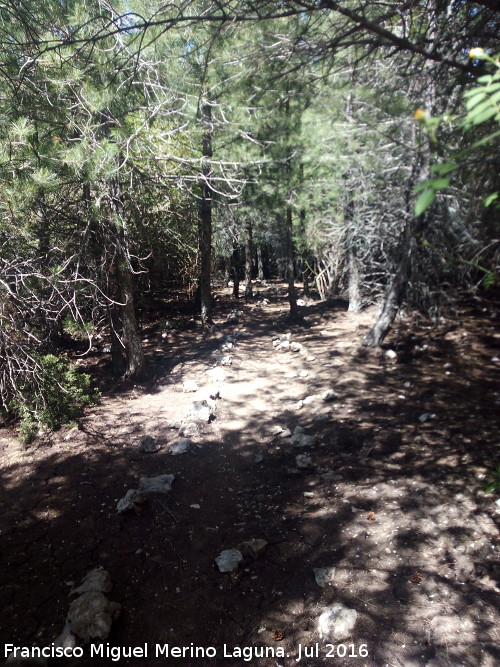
[199,103,213,331]
[286,205,298,318]
[223,256,231,287]
[363,6,437,346]
[244,219,253,300]
[347,248,361,313]
[302,253,310,298]
[232,240,240,298]
[362,225,414,346]
[345,197,362,313]
[363,151,430,346]
[108,177,145,379]
[108,301,125,377]
[116,241,144,380]
[299,207,310,297]
[35,195,62,347]
[257,246,264,280]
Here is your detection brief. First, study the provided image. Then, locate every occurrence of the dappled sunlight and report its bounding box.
[0,283,498,666]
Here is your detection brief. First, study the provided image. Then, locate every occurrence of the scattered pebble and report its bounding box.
[313,566,336,587]
[215,549,243,573]
[317,603,357,641]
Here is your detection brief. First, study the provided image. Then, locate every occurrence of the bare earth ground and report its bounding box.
[1,281,499,667]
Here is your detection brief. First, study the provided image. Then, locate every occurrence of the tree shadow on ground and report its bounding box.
[1,284,499,667]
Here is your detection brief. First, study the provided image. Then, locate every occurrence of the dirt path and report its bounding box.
[1,284,499,667]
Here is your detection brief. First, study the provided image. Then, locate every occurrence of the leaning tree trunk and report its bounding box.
[244,219,253,300]
[199,103,213,332]
[362,226,414,346]
[363,7,437,346]
[285,205,299,319]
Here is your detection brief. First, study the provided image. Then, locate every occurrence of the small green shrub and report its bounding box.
[17,414,38,445]
[485,466,500,495]
[62,315,94,341]
[14,353,98,438]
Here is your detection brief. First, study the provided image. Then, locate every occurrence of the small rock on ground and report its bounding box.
[169,438,195,455]
[206,367,226,382]
[140,435,161,453]
[53,621,77,650]
[313,566,336,587]
[116,489,146,514]
[291,433,316,448]
[71,568,113,595]
[237,539,268,560]
[138,474,175,494]
[182,380,199,392]
[68,591,121,642]
[215,549,243,573]
[296,454,314,469]
[187,399,215,422]
[178,422,199,438]
[321,471,344,482]
[317,603,357,641]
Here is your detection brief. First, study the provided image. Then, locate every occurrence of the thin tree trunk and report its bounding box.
[257,246,264,280]
[222,256,230,286]
[232,240,240,298]
[362,226,414,346]
[286,205,298,318]
[244,219,253,300]
[363,5,437,346]
[347,248,361,313]
[299,207,310,297]
[116,244,144,379]
[108,176,144,379]
[108,300,126,377]
[199,103,213,331]
[303,254,310,298]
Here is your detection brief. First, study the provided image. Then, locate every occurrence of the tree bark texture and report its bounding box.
[299,207,310,297]
[116,250,145,380]
[257,246,264,281]
[286,205,298,319]
[232,240,240,298]
[363,4,437,345]
[362,227,414,346]
[347,248,361,313]
[302,252,310,298]
[107,177,145,380]
[199,103,213,331]
[244,219,253,300]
